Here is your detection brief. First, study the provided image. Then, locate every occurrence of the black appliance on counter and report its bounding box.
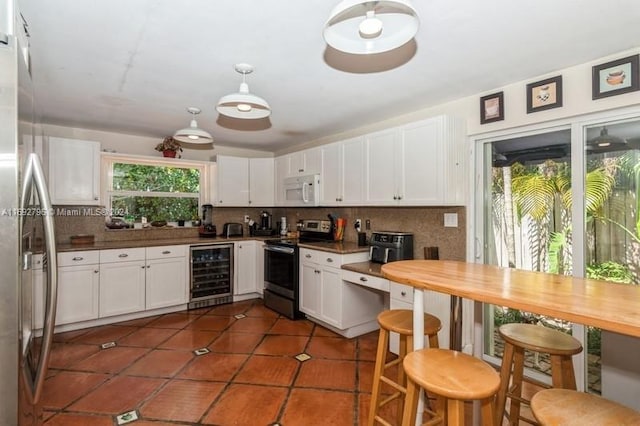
[253,211,275,236]
[189,244,233,309]
[263,219,333,319]
[198,204,217,238]
[369,231,414,263]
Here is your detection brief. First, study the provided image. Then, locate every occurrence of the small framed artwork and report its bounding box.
[480,91,504,124]
[592,54,640,99]
[526,75,563,113]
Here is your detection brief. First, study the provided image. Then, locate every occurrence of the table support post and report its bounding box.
[450,295,463,351]
[413,288,425,426]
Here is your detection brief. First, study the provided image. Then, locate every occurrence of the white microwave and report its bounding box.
[283,174,320,206]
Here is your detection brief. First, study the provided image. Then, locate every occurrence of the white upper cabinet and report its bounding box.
[279,148,322,178]
[320,137,365,206]
[48,137,101,205]
[214,155,274,207]
[365,128,400,205]
[274,156,288,206]
[364,115,466,206]
[215,155,249,206]
[248,158,274,206]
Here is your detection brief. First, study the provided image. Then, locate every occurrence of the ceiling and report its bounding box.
[19,0,640,152]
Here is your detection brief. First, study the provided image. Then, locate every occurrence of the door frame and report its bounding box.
[467,104,640,390]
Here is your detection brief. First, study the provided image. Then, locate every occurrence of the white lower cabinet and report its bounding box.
[299,248,382,337]
[145,245,188,309]
[99,248,146,318]
[56,245,188,327]
[56,251,100,325]
[235,241,258,295]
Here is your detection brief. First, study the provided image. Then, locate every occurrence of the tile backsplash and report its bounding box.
[56,205,466,261]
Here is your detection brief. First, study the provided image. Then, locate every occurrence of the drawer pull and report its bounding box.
[118,253,129,258]
[305,254,312,258]
[72,256,84,261]
[359,276,368,282]
[401,291,406,296]
[162,250,171,254]
[326,258,334,263]
[141,266,145,269]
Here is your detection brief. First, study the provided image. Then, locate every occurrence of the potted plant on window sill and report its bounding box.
[155,137,183,158]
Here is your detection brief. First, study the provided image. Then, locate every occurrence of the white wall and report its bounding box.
[43,123,273,161]
[277,47,640,155]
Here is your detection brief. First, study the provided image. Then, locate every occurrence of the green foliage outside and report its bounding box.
[110,163,200,222]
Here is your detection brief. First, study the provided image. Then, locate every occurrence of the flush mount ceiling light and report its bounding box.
[323,0,419,55]
[587,126,628,152]
[173,107,213,144]
[216,63,271,119]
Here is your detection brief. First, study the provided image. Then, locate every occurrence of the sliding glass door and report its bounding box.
[475,113,640,396]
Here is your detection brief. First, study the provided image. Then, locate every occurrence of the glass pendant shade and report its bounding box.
[173,107,213,144]
[324,0,419,55]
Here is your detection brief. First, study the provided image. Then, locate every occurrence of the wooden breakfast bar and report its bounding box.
[382,260,640,425]
[381,260,640,342]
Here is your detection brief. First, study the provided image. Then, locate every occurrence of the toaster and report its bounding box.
[221,222,243,238]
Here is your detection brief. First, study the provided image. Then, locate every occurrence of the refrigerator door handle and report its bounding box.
[20,153,58,404]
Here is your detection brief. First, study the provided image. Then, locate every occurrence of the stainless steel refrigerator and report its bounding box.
[1,6,58,425]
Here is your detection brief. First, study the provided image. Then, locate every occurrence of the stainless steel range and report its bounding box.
[263,219,334,319]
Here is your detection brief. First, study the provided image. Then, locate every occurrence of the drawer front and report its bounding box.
[342,270,389,292]
[300,248,321,264]
[390,282,414,304]
[58,250,99,266]
[99,247,145,263]
[319,252,342,268]
[146,245,187,259]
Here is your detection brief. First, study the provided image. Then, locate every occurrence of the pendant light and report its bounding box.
[323,0,419,55]
[173,107,213,144]
[587,126,627,152]
[216,63,271,119]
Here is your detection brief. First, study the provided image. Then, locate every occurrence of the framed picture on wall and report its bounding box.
[480,91,504,124]
[526,75,563,113]
[592,54,640,99]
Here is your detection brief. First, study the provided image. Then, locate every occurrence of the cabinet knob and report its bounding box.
[393,196,397,200]
[298,169,304,173]
[118,253,128,258]
[305,254,311,258]
[239,245,242,249]
[141,266,145,269]
[93,196,99,201]
[359,276,368,282]
[162,250,171,254]
[326,258,333,263]
[398,195,402,200]
[401,291,406,296]
[94,270,99,274]
[219,200,223,203]
[248,200,252,204]
[147,265,150,269]
[336,197,339,202]
[72,256,84,261]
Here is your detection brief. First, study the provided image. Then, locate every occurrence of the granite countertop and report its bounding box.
[297,241,370,255]
[57,235,271,252]
[340,261,384,278]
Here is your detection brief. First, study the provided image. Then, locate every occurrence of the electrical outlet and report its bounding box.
[365,219,371,230]
[444,213,458,227]
[243,215,250,223]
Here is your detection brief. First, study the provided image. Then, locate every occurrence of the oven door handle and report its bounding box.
[265,245,296,255]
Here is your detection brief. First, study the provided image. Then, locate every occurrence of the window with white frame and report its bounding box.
[103,155,208,223]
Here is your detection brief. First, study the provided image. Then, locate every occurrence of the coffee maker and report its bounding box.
[199,204,217,237]
[254,211,275,236]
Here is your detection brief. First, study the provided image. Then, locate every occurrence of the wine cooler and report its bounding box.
[189,244,234,309]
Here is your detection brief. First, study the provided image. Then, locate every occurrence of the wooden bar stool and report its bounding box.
[402,348,501,426]
[495,323,583,426]
[531,389,640,425]
[368,309,442,426]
